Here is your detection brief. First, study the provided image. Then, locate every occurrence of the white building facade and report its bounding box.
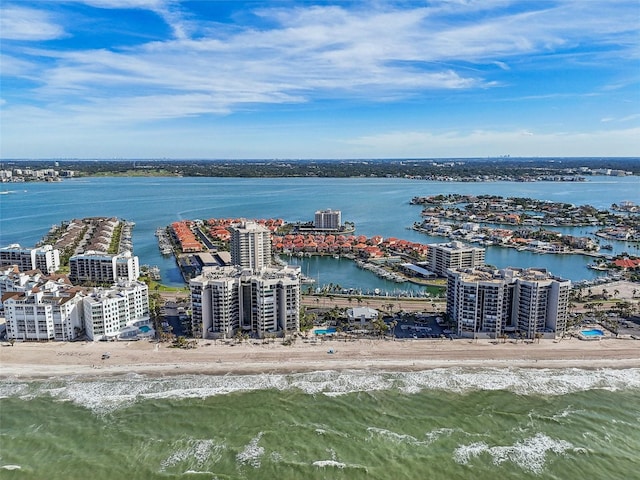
[69,251,139,284]
[446,267,570,340]
[230,221,272,271]
[82,280,150,341]
[3,276,85,341]
[314,209,342,230]
[0,244,60,274]
[426,241,485,277]
[190,265,301,339]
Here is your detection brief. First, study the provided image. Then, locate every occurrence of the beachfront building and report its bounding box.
[230,220,272,271]
[0,244,60,274]
[314,209,342,230]
[82,280,150,341]
[190,265,301,339]
[426,241,485,277]
[69,251,139,285]
[346,307,379,326]
[446,267,570,340]
[2,271,85,341]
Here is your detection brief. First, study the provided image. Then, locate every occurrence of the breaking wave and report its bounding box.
[453,433,579,474]
[1,367,639,414]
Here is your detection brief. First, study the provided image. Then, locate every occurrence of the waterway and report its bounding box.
[1,176,638,290]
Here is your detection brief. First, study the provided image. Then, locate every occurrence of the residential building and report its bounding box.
[426,241,485,277]
[314,209,342,230]
[2,271,85,341]
[69,251,139,284]
[190,265,301,339]
[82,280,150,341]
[230,220,272,271]
[0,244,60,274]
[446,267,570,339]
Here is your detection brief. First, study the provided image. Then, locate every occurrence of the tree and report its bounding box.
[299,306,316,332]
[372,318,388,338]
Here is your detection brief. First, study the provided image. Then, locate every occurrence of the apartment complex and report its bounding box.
[69,251,139,284]
[230,221,272,271]
[426,241,485,277]
[1,267,150,341]
[190,265,301,339]
[2,268,85,341]
[446,267,571,339]
[83,281,150,341]
[314,209,342,230]
[191,219,301,339]
[0,244,60,274]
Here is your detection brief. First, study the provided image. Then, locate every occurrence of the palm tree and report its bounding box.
[389,320,398,341]
[372,318,388,338]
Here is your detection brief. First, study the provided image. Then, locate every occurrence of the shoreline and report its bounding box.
[2,337,639,381]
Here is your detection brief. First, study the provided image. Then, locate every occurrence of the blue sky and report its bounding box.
[1,0,638,159]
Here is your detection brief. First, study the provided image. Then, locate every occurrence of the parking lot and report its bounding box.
[387,314,449,339]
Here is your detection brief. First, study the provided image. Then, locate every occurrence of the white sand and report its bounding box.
[1,336,639,379]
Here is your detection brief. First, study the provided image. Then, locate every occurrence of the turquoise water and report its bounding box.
[139,325,151,333]
[581,329,605,337]
[314,328,337,335]
[1,368,639,479]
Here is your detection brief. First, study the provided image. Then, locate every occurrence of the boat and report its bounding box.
[587,263,609,271]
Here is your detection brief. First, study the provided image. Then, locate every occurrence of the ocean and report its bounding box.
[1,368,639,479]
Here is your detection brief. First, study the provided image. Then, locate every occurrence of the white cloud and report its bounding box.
[1,1,638,158]
[0,6,65,40]
[5,2,639,116]
[344,127,640,158]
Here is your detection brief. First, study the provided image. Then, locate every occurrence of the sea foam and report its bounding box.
[236,432,264,469]
[2,367,639,414]
[454,433,575,474]
[160,438,225,472]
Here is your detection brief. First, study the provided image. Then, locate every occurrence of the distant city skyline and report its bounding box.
[1,1,638,159]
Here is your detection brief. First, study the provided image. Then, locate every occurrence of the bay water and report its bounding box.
[1,176,639,288]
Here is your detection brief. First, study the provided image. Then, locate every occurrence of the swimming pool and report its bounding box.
[580,328,605,337]
[315,328,337,335]
[139,325,151,333]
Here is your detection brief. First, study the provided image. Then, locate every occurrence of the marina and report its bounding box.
[155,227,173,255]
[1,176,638,290]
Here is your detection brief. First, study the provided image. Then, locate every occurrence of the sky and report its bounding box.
[1,0,639,159]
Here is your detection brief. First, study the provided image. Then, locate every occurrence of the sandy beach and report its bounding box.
[1,337,639,380]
